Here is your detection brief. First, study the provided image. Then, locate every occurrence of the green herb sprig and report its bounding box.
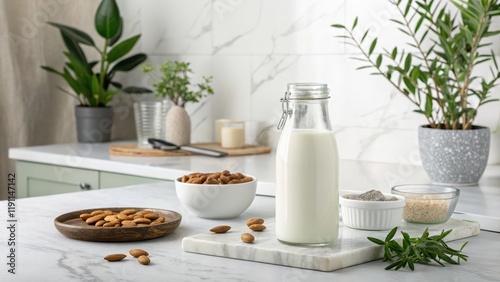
[368,227,469,271]
[142,61,214,108]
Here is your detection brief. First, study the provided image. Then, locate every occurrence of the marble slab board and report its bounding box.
[182,218,480,272]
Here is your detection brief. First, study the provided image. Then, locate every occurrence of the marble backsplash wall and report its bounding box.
[117,0,500,164]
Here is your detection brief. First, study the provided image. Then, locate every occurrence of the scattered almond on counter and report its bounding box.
[249,224,266,231]
[103,249,152,265]
[138,255,151,265]
[104,254,127,262]
[208,218,266,243]
[129,249,149,258]
[210,225,231,233]
[241,233,255,243]
[246,218,264,227]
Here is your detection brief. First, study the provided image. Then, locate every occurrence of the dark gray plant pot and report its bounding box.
[418,125,490,185]
[75,106,113,143]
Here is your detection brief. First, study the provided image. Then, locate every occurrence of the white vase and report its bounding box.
[165,105,191,145]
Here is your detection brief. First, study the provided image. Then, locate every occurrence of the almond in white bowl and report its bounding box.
[175,171,257,219]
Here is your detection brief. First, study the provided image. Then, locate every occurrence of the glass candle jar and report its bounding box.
[215,119,241,143]
[221,121,245,149]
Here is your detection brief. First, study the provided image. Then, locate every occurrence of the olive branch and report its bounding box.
[332,0,500,130]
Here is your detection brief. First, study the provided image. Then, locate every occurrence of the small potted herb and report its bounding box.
[142,61,214,145]
[332,0,500,184]
[41,0,150,143]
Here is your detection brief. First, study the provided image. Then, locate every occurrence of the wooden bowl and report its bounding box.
[54,207,182,242]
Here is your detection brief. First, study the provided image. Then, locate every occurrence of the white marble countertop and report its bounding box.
[1,182,499,281]
[8,142,500,231]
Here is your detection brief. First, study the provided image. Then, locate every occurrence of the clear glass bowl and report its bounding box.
[391,184,460,224]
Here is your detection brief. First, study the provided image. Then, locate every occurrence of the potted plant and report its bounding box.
[332,0,500,185]
[142,61,214,145]
[41,0,150,143]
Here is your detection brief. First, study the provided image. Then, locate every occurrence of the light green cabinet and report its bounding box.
[17,161,99,198]
[100,172,165,188]
[16,161,168,198]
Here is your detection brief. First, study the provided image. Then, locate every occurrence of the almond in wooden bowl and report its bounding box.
[54,207,182,242]
[175,171,257,219]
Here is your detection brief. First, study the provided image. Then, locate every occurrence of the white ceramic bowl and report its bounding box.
[175,175,257,219]
[339,193,406,230]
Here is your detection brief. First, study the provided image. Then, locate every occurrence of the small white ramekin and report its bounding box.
[339,193,406,230]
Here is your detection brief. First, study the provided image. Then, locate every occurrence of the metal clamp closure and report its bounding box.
[277,92,291,130]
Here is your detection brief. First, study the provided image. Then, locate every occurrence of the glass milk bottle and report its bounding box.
[275,83,339,246]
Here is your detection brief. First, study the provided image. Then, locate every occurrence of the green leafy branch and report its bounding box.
[41,0,151,107]
[368,227,468,271]
[332,0,500,130]
[142,61,214,108]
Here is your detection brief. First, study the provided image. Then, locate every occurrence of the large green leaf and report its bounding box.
[91,75,101,97]
[110,81,123,88]
[40,66,63,76]
[108,17,123,46]
[107,35,141,63]
[110,53,147,73]
[62,67,83,95]
[48,22,95,46]
[64,54,94,100]
[42,65,83,98]
[61,32,88,66]
[64,52,91,79]
[95,0,121,39]
[99,89,120,106]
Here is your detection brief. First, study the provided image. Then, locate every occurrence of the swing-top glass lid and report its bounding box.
[286,83,329,100]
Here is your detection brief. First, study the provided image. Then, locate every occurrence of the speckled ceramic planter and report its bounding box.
[418,125,490,185]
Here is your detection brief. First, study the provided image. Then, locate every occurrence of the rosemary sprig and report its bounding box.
[367,227,469,271]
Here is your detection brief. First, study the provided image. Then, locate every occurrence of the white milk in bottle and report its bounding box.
[275,83,339,245]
